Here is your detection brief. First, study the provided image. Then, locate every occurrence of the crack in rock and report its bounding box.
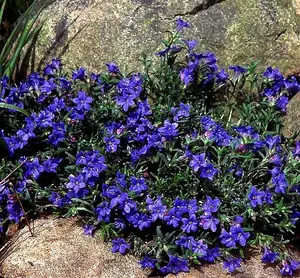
[174,0,227,17]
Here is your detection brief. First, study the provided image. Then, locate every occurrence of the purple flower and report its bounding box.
[48,122,65,146]
[229,65,247,76]
[25,158,45,179]
[248,186,265,208]
[180,68,194,86]
[83,225,95,236]
[216,69,229,83]
[230,226,250,246]
[293,141,300,158]
[72,67,86,80]
[115,94,135,112]
[104,135,120,153]
[111,238,130,255]
[203,247,220,263]
[171,102,190,121]
[7,199,24,223]
[48,192,65,208]
[35,110,54,128]
[202,196,221,214]
[181,214,198,233]
[200,214,219,232]
[182,39,197,52]
[272,172,288,194]
[223,258,242,273]
[219,228,236,248]
[158,120,178,139]
[95,201,111,222]
[265,135,281,150]
[129,177,148,194]
[276,96,289,112]
[65,174,86,193]
[72,91,93,111]
[146,196,167,221]
[43,158,61,173]
[200,163,218,181]
[106,62,120,74]
[139,256,157,269]
[176,18,191,32]
[159,254,189,274]
[280,260,300,276]
[261,247,279,263]
[189,153,206,172]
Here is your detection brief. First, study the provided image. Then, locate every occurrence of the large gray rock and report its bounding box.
[284,92,300,139]
[31,0,300,73]
[0,217,146,278]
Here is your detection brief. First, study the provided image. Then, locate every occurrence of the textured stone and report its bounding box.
[30,0,300,74]
[0,217,146,278]
[283,93,300,139]
[166,255,300,278]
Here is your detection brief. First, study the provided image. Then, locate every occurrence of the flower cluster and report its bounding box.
[0,18,300,276]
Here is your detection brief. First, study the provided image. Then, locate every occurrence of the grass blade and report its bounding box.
[3,1,47,78]
[0,102,30,116]
[0,0,6,25]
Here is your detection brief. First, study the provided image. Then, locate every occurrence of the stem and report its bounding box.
[12,187,34,237]
[0,159,27,187]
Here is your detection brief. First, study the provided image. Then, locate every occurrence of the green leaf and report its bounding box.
[0,102,30,116]
[0,0,6,27]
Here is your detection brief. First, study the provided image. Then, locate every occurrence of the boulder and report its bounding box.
[31,0,300,73]
[283,93,300,139]
[0,217,146,278]
[1,217,299,278]
[167,255,300,278]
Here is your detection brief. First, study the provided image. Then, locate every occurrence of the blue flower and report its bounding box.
[276,96,289,112]
[230,226,250,246]
[261,247,279,263]
[171,102,190,121]
[202,196,221,214]
[180,68,194,86]
[159,254,189,274]
[176,18,191,32]
[111,238,130,255]
[139,256,157,269]
[72,91,93,111]
[203,247,220,263]
[65,174,86,193]
[72,67,86,80]
[95,201,111,222]
[25,158,45,179]
[223,258,242,273]
[248,186,265,208]
[181,214,198,233]
[106,62,120,74]
[129,177,148,194]
[146,196,167,221]
[83,225,95,236]
[200,214,219,232]
[158,120,178,139]
[104,135,120,153]
[280,260,300,276]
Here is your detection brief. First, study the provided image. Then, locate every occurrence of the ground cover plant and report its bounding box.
[0,19,300,276]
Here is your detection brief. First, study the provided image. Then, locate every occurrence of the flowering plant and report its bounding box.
[0,18,300,275]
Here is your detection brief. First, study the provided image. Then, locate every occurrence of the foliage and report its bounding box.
[0,19,300,275]
[0,0,45,80]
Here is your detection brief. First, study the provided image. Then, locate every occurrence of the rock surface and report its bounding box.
[30,0,300,74]
[283,92,300,139]
[1,217,300,278]
[167,256,300,278]
[0,217,146,278]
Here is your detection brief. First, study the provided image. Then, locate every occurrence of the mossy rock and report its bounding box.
[29,0,300,74]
